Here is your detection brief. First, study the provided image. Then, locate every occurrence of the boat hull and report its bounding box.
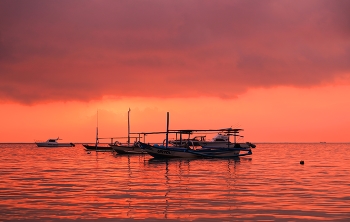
[138,142,252,159]
[83,144,113,151]
[199,142,252,148]
[35,143,75,147]
[139,143,199,158]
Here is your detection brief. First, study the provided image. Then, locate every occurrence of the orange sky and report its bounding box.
[1,0,350,143]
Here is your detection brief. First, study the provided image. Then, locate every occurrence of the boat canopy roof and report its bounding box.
[97,136,141,139]
[130,128,243,135]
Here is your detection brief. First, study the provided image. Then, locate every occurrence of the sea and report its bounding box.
[1,143,349,221]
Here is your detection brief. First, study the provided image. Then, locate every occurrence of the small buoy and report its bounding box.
[300,160,304,164]
[87,151,91,154]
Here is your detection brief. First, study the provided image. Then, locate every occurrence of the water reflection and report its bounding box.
[0,143,350,221]
[144,157,243,220]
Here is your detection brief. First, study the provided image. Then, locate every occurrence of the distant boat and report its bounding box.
[35,138,75,147]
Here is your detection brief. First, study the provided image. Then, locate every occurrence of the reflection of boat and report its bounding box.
[35,138,75,147]
[136,112,256,159]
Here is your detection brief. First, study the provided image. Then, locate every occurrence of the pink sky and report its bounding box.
[0,0,349,142]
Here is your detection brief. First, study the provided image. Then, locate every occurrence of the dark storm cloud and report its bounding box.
[0,0,349,104]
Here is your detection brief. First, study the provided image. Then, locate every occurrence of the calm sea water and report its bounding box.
[0,143,349,221]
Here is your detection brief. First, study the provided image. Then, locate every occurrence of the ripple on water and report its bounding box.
[0,143,350,221]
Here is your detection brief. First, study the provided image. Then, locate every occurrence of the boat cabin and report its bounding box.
[212,133,229,142]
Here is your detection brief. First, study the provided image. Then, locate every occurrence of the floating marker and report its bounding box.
[300,160,304,164]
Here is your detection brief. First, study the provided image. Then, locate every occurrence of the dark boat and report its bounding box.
[110,141,146,154]
[83,144,113,151]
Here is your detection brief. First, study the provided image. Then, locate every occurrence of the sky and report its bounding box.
[1,0,350,143]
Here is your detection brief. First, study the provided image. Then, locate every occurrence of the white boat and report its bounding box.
[35,138,75,147]
[198,131,256,149]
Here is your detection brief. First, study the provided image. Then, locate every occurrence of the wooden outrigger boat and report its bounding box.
[138,142,252,158]
[109,138,146,154]
[136,112,256,159]
[109,109,146,155]
[83,109,145,154]
[83,144,113,151]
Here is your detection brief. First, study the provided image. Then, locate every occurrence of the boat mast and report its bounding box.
[165,112,169,148]
[95,110,99,149]
[127,108,130,146]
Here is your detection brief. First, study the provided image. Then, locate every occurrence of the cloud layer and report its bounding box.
[1,0,350,104]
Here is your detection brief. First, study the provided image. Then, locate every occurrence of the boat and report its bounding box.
[137,141,252,159]
[137,142,199,158]
[82,144,113,151]
[35,138,75,147]
[109,109,147,154]
[83,110,117,152]
[110,141,146,154]
[169,131,256,149]
[197,131,256,149]
[136,112,256,159]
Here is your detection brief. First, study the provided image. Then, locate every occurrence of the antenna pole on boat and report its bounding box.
[226,130,230,148]
[165,112,169,148]
[234,130,238,144]
[128,108,131,146]
[95,109,99,153]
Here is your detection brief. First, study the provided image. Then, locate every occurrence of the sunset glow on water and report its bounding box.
[1,143,349,221]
